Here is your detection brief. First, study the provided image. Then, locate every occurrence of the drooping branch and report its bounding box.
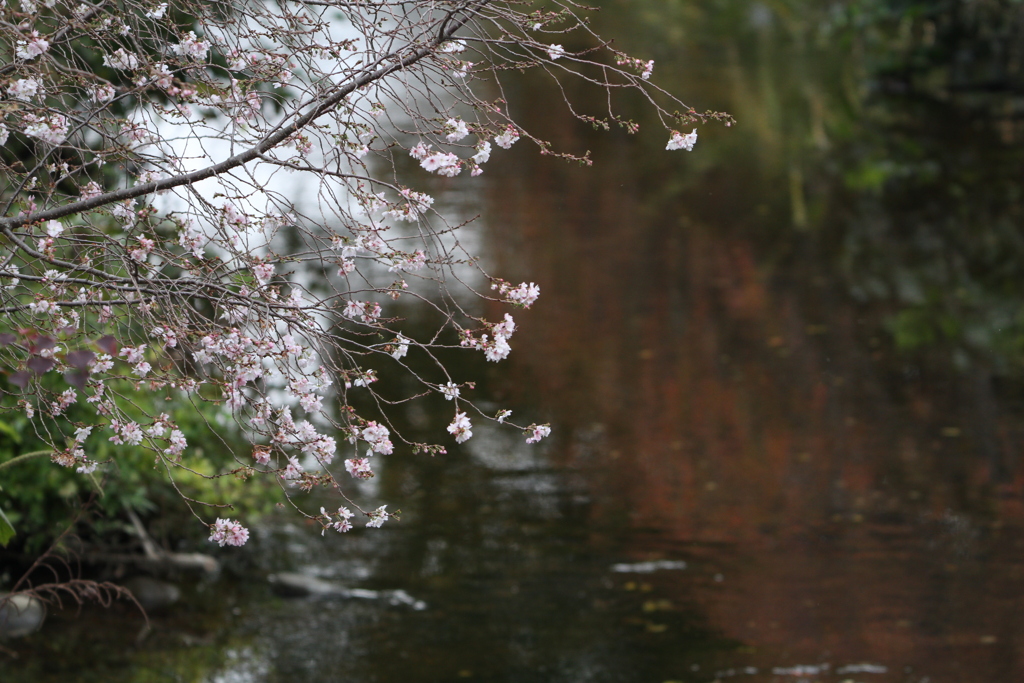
[0,0,723,547]
[0,0,493,231]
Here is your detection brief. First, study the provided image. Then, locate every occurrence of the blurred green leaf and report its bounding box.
[0,419,21,444]
[0,506,15,547]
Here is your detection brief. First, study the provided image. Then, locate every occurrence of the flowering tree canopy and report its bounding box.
[0,0,731,543]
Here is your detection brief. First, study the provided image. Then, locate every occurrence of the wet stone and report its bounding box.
[0,593,46,639]
[122,576,182,612]
[268,571,348,598]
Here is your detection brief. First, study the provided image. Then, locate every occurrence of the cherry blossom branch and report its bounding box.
[0,0,492,231]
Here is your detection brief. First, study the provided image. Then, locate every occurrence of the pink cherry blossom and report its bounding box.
[345,457,374,479]
[8,78,40,99]
[525,424,551,444]
[209,518,250,547]
[16,32,50,60]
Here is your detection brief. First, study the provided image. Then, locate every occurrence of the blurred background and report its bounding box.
[7,1,1024,681]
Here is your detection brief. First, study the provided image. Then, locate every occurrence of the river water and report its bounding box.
[8,2,1024,682]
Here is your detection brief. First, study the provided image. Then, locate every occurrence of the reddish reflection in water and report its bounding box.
[477,74,1024,682]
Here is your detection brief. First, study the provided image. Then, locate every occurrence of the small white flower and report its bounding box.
[506,282,540,308]
[494,127,519,149]
[472,141,492,165]
[76,461,98,474]
[441,381,460,401]
[23,114,68,145]
[391,335,410,360]
[29,299,55,315]
[15,32,49,60]
[365,505,390,528]
[420,152,460,175]
[439,40,466,53]
[666,129,698,152]
[444,118,469,143]
[447,411,473,443]
[409,141,432,160]
[171,31,210,61]
[104,48,139,70]
[92,84,116,102]
[8,78,40,99]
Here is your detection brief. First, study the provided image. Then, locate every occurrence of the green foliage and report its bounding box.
[609,0,1024,375]
[0,370,281,554]
[0,506,15,547]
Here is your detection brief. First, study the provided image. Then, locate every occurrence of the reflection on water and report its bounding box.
[480,1,1024,679]
[9,2,1024,681]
